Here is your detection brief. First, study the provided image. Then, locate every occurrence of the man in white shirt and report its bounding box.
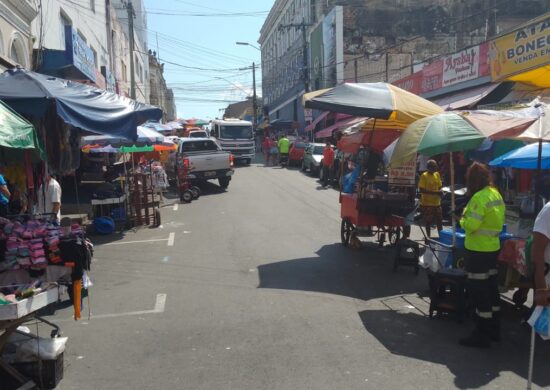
[37,174,62,222]
[533,202,550,305]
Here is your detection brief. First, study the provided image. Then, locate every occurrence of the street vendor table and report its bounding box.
[0,286,63,387]
[0,266,72,288]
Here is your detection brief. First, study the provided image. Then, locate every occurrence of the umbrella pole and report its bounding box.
[535,139,543,213]
[450,152,456,246]
[527,326,535,390]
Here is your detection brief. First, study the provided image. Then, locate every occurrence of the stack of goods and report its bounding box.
[0,217,90,272]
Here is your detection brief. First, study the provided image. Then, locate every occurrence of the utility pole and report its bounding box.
[127,1,136,99]
[252,62,258,132]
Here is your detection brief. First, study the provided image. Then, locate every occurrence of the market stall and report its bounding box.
[81,127,177,229]
[304,82,443,250]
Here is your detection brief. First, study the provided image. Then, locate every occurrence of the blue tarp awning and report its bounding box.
[0,68,163,140]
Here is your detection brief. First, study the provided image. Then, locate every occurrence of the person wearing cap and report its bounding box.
[459,162,505,348]
[418,159,443,238]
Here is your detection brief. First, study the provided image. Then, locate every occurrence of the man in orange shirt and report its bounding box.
[322,142,335,187]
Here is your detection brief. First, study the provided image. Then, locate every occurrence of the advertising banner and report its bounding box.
[310,23,324,91]
[443,45,482,87]
[490,14,550,81]
[421,59,443,93]
[393,71,422,94]
[323,8,338,88]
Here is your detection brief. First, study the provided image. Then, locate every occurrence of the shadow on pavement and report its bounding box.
[358,308,550,389]
[257,243,426,301]
[258,243,550,388]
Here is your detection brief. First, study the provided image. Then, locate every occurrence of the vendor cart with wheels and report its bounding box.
[340,192,407,247]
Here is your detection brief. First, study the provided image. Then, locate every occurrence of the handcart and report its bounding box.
[176,155,200,203]
[340,192,408,247]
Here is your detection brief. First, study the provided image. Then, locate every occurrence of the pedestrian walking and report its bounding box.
[459,162,505,348]
[269,137,278,166]
[418,160,443,238]
[322,142,335,187]
[262,136,271,166]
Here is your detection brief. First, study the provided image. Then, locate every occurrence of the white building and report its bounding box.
[0,0,38,70]
[31,0,149,103]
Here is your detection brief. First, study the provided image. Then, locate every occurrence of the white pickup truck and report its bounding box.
[175,138,234,189]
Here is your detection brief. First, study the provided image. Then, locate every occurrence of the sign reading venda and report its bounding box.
[490,14,550,81]
[65,26,96,82]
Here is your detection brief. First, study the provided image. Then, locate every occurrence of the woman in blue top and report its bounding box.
[0,172,11,217]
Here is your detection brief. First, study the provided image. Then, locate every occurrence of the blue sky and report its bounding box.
[144,0,275,121]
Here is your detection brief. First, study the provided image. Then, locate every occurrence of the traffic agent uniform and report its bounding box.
[278,137,290,164]
[460,186,505,346]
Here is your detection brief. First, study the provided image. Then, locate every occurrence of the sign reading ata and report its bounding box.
[490,15,550,80]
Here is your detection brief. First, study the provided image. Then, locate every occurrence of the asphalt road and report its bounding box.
[46,159,550,390]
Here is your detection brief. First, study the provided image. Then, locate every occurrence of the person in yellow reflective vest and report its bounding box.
[277,134,290,166]
[458,162,505,348]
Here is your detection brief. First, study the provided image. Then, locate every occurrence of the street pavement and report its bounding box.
[46,159,550,390]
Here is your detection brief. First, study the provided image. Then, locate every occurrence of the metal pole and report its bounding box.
[302,19,309,92]
[128,1,136,100]
[450,152,456,246]
[535,138,543,213]
[354,59,358,82]
[252,62,258,132]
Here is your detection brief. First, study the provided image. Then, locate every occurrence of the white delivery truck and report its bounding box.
[210,118,255,164]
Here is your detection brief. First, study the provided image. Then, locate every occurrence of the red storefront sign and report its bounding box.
[393,72,422,94]
[421,59,443,93]
[393,42,490,95]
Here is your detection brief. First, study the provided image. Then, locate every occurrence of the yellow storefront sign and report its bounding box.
[490,13,550,82]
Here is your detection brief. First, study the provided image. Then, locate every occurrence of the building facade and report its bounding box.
[30,0,150,103]
[260,0,550,130]
[259,0,311,126]
[0,0,38,70]
[149,51,176,122]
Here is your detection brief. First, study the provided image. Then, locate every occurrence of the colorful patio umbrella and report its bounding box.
[489,142,550,169]
[303,82,443,125]
[388,112,487,244]
[389,112,487,168]
[81,126,173,147]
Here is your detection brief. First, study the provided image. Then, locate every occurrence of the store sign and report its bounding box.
[421,59,443,93]
[443,45,481,87]
[490,15,550,81]
[65,26,96,82]
[388,158,416,185]
[304,108,313,122]
[393,72,422,94]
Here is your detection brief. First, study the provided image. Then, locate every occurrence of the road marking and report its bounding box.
[173,204,179,211]
[167,232,175,246]
[56,294,167,322]
[103,238,168,246]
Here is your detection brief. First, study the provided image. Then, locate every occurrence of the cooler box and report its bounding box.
[436,226,513,268]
